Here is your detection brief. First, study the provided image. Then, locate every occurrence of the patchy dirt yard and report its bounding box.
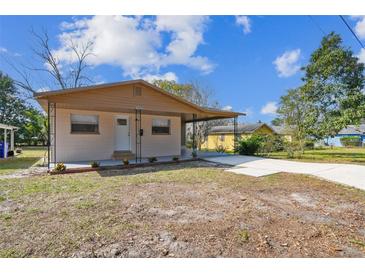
[0,161,364,257]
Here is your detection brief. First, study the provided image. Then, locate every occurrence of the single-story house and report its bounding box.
[202,122,275,151]
[326,124,365,147]
[34,79,243,167]
[271,125,293,142]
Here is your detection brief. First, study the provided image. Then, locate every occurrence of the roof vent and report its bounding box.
[133,86,142,96]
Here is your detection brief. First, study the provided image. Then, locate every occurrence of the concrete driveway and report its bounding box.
[203,155,365,191]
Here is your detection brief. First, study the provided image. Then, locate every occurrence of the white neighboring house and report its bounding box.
[325,124,365,147]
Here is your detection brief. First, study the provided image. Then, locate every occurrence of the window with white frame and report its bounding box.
[152,118,170,135]
[70,114,99,134]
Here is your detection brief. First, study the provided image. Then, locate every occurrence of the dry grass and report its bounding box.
[263,147,365,165]
[0,161,364,258]
[0,147,46,175]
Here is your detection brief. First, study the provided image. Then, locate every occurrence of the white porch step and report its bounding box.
[112,150,135,160]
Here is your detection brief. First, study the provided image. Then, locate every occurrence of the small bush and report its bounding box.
[172,156,179,161]
[259,135,285,154]
[238,229,250,243]
[283,140,303,158]
[15,148,22,154]
[7,150,14,157]
[90,161,100,168]
[185,140,193,149]
[340,136,362,147]
[236,135,263,155]
[191,150,197,158]
[122,158,129,165]
[54,162,66,172]
[304,140,315,149]
[215,145,227,153]
[148,157,157,163]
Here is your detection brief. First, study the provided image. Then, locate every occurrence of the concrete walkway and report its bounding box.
[203,155,365,191]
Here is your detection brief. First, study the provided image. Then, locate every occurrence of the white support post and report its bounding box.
[10,129,14,151]
[4,128,7,158]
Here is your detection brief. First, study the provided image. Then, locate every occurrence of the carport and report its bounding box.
[0,123,18,158]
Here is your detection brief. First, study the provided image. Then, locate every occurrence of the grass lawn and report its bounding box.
[0,147,46,175]
[261,147,365,165]
[0,161,364,258]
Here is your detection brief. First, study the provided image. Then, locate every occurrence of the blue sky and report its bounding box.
[1,15,365,123]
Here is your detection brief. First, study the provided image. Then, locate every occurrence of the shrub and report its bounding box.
[238,229,250,243]
[172,156,179,161]
[259,135,284,154]
[15,148,22,154]
[236,135,263,155]
[7,150,14,157]
[191,150,197,158]
[340,136,362,147]
[90,161,100,168]
[215,145,227,153]
[185,140,193,149]
[283,140,303,158]
[304,140,315,149]
[122,158,129,165]
[54,162,66,172]
[148,157,157,163]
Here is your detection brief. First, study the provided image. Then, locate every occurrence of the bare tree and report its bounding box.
[3,29,94,97]
[153,79,232,150]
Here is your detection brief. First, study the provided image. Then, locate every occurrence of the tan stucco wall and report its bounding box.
[55,108,181,162]
[140,114,181,158]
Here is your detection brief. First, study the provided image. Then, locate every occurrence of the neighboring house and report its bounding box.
[271,125,293,142]
[202,123,275,151]
[326,124,365,147]
[34,79,242,165]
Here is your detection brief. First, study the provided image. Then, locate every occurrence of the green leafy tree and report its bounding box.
[153,79,211,107]
[271,117,282,126]
[23,108,48,146]
[301,32,365,139]
[0,72,28,142]
[277,87,314,152]
[0,71,47,145]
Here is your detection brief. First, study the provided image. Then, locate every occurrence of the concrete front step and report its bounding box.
[112,150,135,160]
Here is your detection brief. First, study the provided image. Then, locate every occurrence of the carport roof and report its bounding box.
[338,124,365,135]
[0,123,18,130]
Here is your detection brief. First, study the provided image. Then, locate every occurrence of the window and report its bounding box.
[117,118,127,126]
[71,114,99,134]
[152,118,170,135]
[219,135,225,141]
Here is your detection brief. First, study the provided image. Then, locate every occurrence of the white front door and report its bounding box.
[115,115,130,151]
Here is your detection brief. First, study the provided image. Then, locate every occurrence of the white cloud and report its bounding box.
[273,49,301,78]
[356,48,365,63]
[261,101,278,115]
[235,16,251,34]
[53,16,213,79]
[0,47,7,53]
[242,107,253,117]
[155,16,214,74]
[222,105,233,111]
[36,87,50,93]
[353,16,365,39]
[142,72,178,83]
